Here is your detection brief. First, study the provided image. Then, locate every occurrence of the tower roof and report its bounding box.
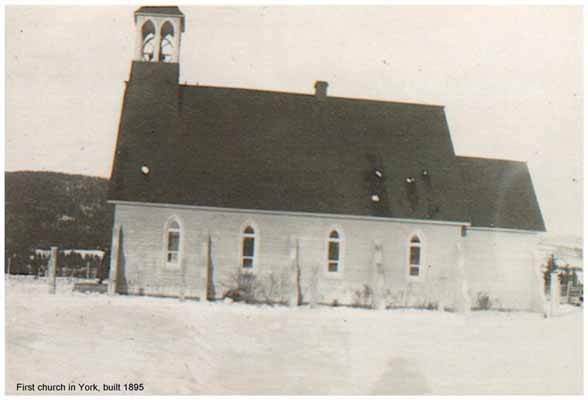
[134,6,185,32]
[135,6,184,17]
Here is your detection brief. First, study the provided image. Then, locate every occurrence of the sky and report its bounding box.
[5,4,583,237]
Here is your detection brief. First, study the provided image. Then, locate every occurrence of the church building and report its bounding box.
[107,6,546,311]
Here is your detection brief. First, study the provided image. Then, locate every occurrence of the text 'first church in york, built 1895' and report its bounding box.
[107,6,546,311]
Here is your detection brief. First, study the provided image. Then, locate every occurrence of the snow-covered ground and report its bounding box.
[5,276,583,395]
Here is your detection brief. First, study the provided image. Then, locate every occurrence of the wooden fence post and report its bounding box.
[48,246,58,295]
[454,241,471,314]
[108,224,121,296]
[530,250,547,315]
[288,237,299,307]
[549,271,560,317]
[372,241,385,310]
[179,256,186,301]
[309,265,319,309]
[200,235,210,302]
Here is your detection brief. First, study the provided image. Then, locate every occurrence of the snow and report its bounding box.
[5,276,583,395]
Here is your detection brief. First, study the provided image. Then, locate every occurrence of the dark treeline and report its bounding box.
[5,171,114,274]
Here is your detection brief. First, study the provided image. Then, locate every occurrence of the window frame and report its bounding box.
[163,216,183,270]
[325,227,345,277]
[407,233,424,280]
[141,19,156,61]
[158,20,176,62]
[240,222,259,270]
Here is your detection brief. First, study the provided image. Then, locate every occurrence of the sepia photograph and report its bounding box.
[4,2,583,395]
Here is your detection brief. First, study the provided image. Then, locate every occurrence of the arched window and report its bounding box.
[241,226,256,268]
[141,20,156,61]
[327,230,342,272]
[408,235,421,277]
[165,219,181,265]
[159,21,175,62]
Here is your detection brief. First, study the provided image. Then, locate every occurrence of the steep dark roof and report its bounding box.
[457,156,545,231]
[108,62,543,231]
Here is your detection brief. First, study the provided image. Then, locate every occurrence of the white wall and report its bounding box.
[110,202,542,311]
[111,202,464,307]
[464,228,541,310]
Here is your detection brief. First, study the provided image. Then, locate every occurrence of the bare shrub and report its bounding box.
[408,298,438,310]
[383,289,439,310]
[383,289,404,309]
[424,301,438,310]
[222,269,289,305]
[259,271,288,305]
[474,292,492,310]
[352,284,373,309]
[222,270,260,304]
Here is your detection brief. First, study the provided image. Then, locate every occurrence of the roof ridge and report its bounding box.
[456,155,528,164]
[179,83,444,108]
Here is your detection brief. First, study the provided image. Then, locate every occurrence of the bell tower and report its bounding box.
[134,6,185,63]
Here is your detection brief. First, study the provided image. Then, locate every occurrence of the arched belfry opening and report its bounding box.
[133,6,185,63]
[159,21,176,62]
[141,20,156,61]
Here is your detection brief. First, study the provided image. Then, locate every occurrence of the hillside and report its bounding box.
[5,171,113,255]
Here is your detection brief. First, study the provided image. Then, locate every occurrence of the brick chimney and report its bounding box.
[314,81,328,99]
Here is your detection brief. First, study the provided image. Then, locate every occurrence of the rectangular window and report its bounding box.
[409,246,420,265]
[242,236,255,268]
[242,257,253,268]
[328,241,340,272]
[328,262,338,272]
[167,231,180,264]
[243,237,255,258]
[328,241,339,262]
[409,266,420,276]
[168,231,180,251]
[167,252,178,263]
